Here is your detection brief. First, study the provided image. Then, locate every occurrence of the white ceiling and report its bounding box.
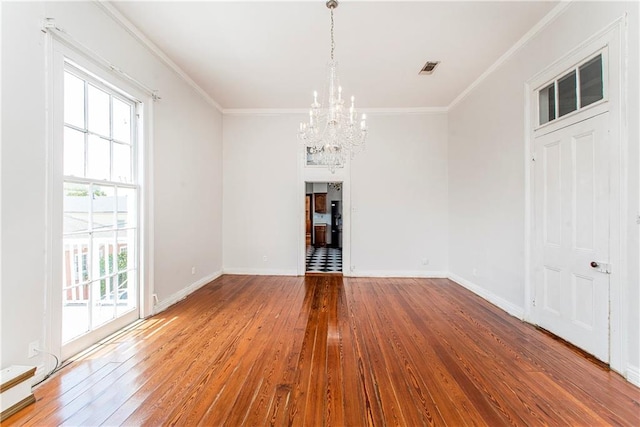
[110,1,559,110]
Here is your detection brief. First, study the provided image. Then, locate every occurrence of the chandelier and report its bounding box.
[298,0,367,173]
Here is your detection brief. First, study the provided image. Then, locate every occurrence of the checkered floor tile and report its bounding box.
[305,246,342,273]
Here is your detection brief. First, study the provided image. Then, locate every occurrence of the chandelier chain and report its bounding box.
[330,8,335,61]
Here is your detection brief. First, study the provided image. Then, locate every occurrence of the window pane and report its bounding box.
[116,230,135,315]
[88,85,110,137]
[117,244,129,273]
[94,231,116,279]
[558,70,577,117]
[62,235,90,286]
[64,72,85,128]
[92,185,115,231]
[64,183,90,234]
[117,188,136,228]
[117,229,135,269]
[87,134,111,180]
[580,55,603,108]
[62,66,139,346]
[92,279,115,328]
[539,83,556,125]
[62,283,90,343]
[93,230,117,327]
[116,269,134,316]
[113,98,132,143]
[113,143,131,183]
[64,127,85,177]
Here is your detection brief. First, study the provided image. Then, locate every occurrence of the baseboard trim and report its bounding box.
[348,270,448,278]
[448,273,525,319]
[0,394,35,422]
[222,268,298,276]
[153,271,222,315]
[627,365,640,387]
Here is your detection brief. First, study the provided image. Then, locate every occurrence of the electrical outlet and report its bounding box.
[28,341,39,358]
[263,255,268,262]
[191,266,196,275]
[473,268,478,277]
[422,258,429,266]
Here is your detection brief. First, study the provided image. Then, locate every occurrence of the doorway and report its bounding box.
[527,23,627,368]
[532,112,610,362]
[305,182,343,274]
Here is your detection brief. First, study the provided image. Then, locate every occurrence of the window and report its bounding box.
[61,63,139,343]
[537,52,605,126]
[579,55,604,107]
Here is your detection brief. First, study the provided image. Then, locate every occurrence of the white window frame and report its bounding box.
[534,48,609,132]
[61,60,140,346]
[44,32,155,363]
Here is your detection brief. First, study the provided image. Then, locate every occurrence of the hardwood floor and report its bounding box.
[6,275,640,426]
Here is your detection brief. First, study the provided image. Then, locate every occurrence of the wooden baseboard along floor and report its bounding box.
[1,365,36,422]
[5,275,640,425]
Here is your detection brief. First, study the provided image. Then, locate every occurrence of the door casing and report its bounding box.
[524,16,628,375]
[298,157,351,276]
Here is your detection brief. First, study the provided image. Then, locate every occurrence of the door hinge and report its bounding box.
[532,298,536,307]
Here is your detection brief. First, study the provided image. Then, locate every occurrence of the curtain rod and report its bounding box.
[42,18,161,101]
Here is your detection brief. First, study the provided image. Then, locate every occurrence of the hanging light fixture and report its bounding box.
[298,0,367,173]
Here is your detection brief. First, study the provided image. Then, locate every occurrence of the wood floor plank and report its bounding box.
[352,279,439,426]
[324,276,345,427]
[195,277,304,426]
[5,275,640,426]
[361,279,476,424]
[334,281,372,426]
[120,276,277,426]
[365,280,471,425]
[99,275,259,425]
[228,277,307,426]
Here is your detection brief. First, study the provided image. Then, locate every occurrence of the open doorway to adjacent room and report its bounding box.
[305,182,343,274]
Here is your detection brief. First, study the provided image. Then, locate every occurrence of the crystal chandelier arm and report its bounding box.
[297,0,368,173]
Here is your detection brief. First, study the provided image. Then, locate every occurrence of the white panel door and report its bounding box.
[532,113,610,362]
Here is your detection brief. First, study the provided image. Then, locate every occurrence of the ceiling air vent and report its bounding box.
[419,61,440,75]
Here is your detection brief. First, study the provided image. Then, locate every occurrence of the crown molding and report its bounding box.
[222,107,448,116]
[223,108,308,116]
[448,0,573,110]
[95,1,223,112]
[361,107,448,115]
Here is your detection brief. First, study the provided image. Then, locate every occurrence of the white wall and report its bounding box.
[222,113,449,277]
[222,114,301,275]
[448,1,639,377]
[1,2,222,369]
[350,114,449,276]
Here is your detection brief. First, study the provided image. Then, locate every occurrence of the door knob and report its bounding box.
[590,261,611,274]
